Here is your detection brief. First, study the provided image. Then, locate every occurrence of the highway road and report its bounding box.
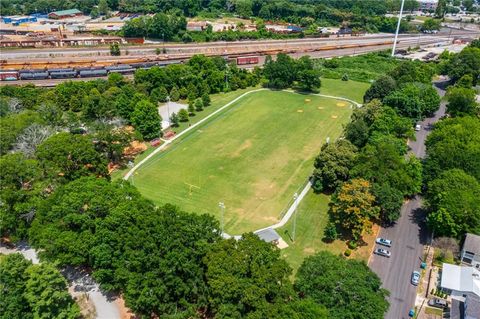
[369,82,448,319]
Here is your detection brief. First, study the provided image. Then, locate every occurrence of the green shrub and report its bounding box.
[344,249,351,257]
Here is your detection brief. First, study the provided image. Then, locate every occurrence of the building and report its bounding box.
[48,9,82,20]
[440,263,480,319]
[419,0,438,11]
[254,228,280,245]
[461,233,480,269]
[186,21,207,32]
[1,16,37,25]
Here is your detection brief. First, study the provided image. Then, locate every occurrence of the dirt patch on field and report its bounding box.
[336,102,347,107]
[229,139,252,158]
[303,247,315,254]
[116,296,135,319]
[317,106,324,110]
[331,115,338,119]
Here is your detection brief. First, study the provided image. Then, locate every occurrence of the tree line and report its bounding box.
[423,40,480,238]
[313,59,440,243]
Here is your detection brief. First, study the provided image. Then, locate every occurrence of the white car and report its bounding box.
[415,124,422,131]
[376,238,392,247]
[375,248,391,258]
[411,271,421,285]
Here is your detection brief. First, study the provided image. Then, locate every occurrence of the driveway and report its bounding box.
[368,82,447,319]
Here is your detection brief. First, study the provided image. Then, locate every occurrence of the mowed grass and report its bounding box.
[320,78,370,103]
[131,90,353,234]
[278,190,377,274]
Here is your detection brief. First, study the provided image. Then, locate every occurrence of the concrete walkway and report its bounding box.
[158,101,187,129]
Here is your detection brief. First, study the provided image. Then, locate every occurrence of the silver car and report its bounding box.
[376,237,392,247]
[411,271,421,285]
[375,248,391,258]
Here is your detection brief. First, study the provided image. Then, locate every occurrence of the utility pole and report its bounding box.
[392,0,406,57]
[166,95,170,122]
[292,193,298,242]
[219,202,225,234]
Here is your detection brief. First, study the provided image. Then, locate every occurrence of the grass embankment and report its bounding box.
[131,89,352,233]
[318,52,400,83]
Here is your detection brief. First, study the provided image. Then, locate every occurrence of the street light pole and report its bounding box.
[392,0,406,57]
[292,193,298,242]
[166,95,170,122]
[219,202,225,234]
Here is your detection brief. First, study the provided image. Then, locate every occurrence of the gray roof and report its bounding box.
[254,228,280,243]
[450,298,462,319]
[465,293,480,319]
[463,233,480,254]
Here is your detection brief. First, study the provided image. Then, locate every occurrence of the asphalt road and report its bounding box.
[368,82,447,319]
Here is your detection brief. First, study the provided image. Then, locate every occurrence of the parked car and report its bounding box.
[415,124,422,131]
[428,298,448,308]
[375,248,391,258]
[411,271,421,285]
[376,237,392,247]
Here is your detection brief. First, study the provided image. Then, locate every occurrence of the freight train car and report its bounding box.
[0,71,19,81]
[236,56,259,65]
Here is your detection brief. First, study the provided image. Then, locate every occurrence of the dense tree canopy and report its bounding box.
[363,75,397,102]
[35,132,108,182]
[426,169,480,237]
[424,116,480,182]
[204,233,328,318]
[130,99,162,140]
[446,86,479,117]
[29,177,221,317]
[0,253,80,319]
[383,83,440,120]
[313,139,357,192]
[295,251,389,319]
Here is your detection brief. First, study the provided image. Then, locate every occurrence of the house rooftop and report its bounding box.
[441,263,480,297]
[49,9,82,16]
[464,233,480,254]
[254,228,280,243]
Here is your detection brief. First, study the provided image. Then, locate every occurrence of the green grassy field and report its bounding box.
[320,78,370,103]
[278,190,375,273]
[131,90,353,233]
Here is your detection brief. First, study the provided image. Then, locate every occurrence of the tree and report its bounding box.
[36,132,108,182]
[25,263,80,319]
[170,86,180,101]
[446,86,478,117]
[263,54,297,88]
[204,233,300,317]
[435,0,447,18]
[426,169,480,237]
[131,99,162,140]
[323,222,338,241]
[98,0,110,16]
[363,75,397,102]
[201,92,211,107]
[344,99,383,148]
[150,86,168,103]
[169,112,179,127]
[295,251,389,319]
[194,98,204,111]
[421,18,441,31]
[313,140,358,192]
[110,43,121,56]
[446,47,480,85]
[178,108,189,122]
[93,125,132,164]
[0,254,80,319]
[424,117,480,182]
[330,179,380,240]
[372,182,404,224]
[352,140,423,196]
[188,100,196,115]
[383,83,439,120]
[0,153,41,238]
